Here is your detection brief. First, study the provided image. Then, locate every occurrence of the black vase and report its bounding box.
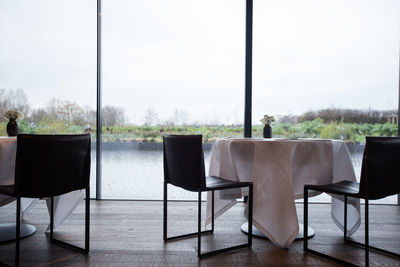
[263,125,272,138]
[6,119,19,136]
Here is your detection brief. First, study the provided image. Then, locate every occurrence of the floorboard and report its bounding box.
[1,200,400,266]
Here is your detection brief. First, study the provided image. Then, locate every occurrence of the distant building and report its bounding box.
[388,114,398,124]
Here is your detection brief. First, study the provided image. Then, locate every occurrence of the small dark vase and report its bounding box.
[263,124,272,138]
[6,119,19,136]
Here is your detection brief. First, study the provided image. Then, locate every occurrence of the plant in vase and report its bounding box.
[4,110,24,137]
[260,114,275,138]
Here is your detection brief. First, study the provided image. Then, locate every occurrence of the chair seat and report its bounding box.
[0,184,15,196]
[205,176,252,190]
[305,180,360,196]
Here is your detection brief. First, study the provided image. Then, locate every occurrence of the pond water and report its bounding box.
[91,142,397,204]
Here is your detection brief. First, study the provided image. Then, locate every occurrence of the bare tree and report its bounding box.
[142,107,158,126]
[102,105,126,126]
[29,108,48,124]
[45,98,63,121]
[0,89,8,116]
[7,88,30,115]
[45,98,87,125]
[82,105,96,126]
[277,114,297,125]
[58,101,82,125]
[0,90,128,127]
[0,88,31,117]
[172,109,189,126]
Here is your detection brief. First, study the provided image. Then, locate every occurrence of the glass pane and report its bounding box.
[102,0,245,199]
[0,0,97,197]
[253,0,400,203]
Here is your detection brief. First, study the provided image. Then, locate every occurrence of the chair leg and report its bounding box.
[198,191,202,258]
[347,199,399,260]
[365,199,369,267]
[164,185,252,258]
[303,188,358,266]
[85,186,90,253]
[49,192,89,254]
[344,195,347,241]
[198,187,253,258]
[163,181,167,242]
[306,190,400,265]
[164,185,212,242]
[50,196,54,240]
[211,190,214,233]
[346,199,400,262]
[15,197,21,267]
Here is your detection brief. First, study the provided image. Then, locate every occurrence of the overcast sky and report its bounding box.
[0,0,399,125]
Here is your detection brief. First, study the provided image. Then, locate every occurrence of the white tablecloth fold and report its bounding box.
[206,138,360,247]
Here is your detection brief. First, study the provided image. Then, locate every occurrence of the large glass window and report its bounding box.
[0,0,97,196]
[3,0,398,202]
[253,0,400,203]
[102,0,245,199]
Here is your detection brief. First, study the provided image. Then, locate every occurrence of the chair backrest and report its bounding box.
[15,134,91,198]
[163,135,206,191]
[358,136,400,199]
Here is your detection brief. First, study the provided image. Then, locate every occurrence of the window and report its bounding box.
[253,0,400,203]
[0,0,97,197]
[102,0,245,199]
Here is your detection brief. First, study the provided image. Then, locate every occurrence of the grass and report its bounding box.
[1,119,396,143]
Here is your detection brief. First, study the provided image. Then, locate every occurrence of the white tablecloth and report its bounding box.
[206,138,361,247]
[0,137,84,229]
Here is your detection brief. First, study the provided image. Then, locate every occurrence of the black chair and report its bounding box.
[163,135,253,258]
[304,136,400,266]
[0,134,91,267]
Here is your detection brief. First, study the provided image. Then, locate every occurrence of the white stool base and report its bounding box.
[0,223,36,243]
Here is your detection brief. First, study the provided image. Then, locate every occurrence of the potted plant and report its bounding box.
[260,115,275,138]
[4,110,23,136]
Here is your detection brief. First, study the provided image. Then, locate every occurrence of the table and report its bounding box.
[205,138,361,248]
[0,137,84,242]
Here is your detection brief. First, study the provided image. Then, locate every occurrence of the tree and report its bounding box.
[58,101,83,125]
[44,98,87,125]
[172,109,189,126]
[81,105,96,126]
[0,88,31,117]
[45,98,63,121]
[29,108,48,124]
[297,108,397,124]
[277,114,297,125]
[102,105,126,126]
[142,107,158,126]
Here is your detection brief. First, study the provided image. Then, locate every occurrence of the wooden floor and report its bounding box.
[1,200,400,266]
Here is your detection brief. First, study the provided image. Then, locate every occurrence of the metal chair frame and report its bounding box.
[49,188,90,254]
[304,187,400,267]
[163,181,253,258]
[0,134,91,267]
[304,137,400,266]
[7,188,90,267]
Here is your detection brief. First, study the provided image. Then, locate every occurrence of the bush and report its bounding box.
[2,118,397,143]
